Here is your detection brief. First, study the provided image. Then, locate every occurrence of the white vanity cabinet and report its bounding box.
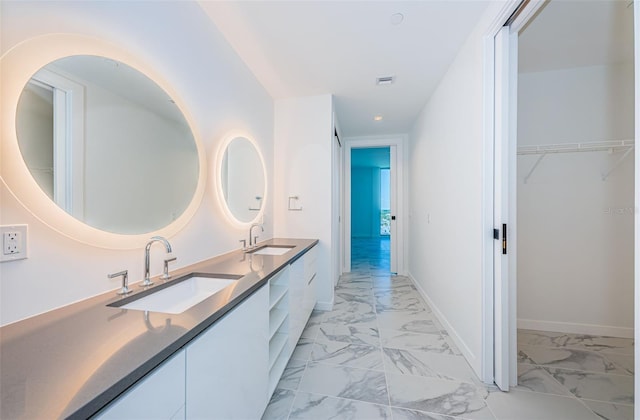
[95,349,186,420]
[185,285,269,420]
[94,245,317,419]
[289,245,318,351]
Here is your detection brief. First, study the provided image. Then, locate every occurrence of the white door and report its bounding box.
[493,26,518,391]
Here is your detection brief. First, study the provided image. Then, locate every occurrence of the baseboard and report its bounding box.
[315,300,334,311]
[407,272,481,378]
[518,318,634,339]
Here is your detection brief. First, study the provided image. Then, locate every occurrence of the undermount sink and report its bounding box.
[248,245,295,256]
[109,273,242,314]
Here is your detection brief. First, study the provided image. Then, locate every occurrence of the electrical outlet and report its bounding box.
[0,225,28,262]
[4,232,20,254]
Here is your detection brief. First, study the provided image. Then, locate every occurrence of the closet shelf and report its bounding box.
[518,140,634,183]
[517,139,634,155]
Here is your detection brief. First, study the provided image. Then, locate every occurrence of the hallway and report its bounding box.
[262,239,633,419]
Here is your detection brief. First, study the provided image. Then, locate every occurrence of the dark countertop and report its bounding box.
[0,238,318,420]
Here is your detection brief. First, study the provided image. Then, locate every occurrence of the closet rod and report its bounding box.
[518,140,634,155]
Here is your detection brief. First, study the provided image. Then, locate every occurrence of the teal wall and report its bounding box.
[351,148,389,238]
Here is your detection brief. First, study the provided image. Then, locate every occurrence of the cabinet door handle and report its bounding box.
[308,273,316,285]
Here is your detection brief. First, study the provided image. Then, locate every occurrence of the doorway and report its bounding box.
[344,136,405,275]
[515,0,635,409]
[350,147,391,273]
[15,70,85,219]
[488,0,638,405]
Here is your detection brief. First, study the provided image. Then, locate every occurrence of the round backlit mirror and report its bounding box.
[219,136,266,224]
[14,55,199,235]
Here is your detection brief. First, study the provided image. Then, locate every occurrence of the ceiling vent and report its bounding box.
[376,76,394,86]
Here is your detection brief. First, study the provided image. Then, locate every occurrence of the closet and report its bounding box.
[516,0,635,338]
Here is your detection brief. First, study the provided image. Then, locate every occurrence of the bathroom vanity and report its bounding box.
[0,238,318,419]
[0,32,323,420]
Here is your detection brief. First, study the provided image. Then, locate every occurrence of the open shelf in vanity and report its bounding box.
[267,267,291,396]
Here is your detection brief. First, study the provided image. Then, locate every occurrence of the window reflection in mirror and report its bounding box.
[221,137,265,224]
[15,55,199,235]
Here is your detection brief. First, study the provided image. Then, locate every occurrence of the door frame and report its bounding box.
[484,0,563,390]
[332,122,344,286]
[635,3,640,417]
[29,69,85,219]
[343,135,407,275]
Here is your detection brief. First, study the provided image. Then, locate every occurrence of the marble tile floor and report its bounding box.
[262,237,634,419]
[517,330,634,419]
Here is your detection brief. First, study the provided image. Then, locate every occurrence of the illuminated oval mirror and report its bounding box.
[15,55,199,234]
[220,136,266,224]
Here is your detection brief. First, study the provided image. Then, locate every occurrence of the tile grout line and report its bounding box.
[579,396,635,406]
[375,286,394,410]
[573,394,607,419]
[284,335,314,420]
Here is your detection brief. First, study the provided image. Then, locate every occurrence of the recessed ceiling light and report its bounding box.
[390,13,404,25]
[374,115,383,121]
[376,76,394,86]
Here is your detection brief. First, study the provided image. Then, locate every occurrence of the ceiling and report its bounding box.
[199,1,491,137]
[519,0,635,73]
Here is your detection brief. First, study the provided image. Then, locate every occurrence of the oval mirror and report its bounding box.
[14,55,199,235]
[219,136,266,224]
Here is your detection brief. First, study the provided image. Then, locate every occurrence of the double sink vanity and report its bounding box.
[0,238,319,419]
[0,34,318,420]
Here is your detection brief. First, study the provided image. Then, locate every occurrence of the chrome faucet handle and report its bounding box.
[108,270,130,295]
[162,256,177,280]
[239,239,247,251]
[140,276,154,288]
[253,236,259,247]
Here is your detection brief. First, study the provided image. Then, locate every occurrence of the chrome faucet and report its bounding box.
[108,270,130,295]
[142,236,172,287]
[249,223,263,249]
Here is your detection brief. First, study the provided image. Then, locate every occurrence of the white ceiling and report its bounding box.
[199,1,491,137]
[519,0,635,73]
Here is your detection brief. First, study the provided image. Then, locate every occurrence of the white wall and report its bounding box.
[517,64,635,336]
[81,78,198,234]
[407,3,509,377]
[224,138,264,223]
[15,83,54,198]
[273,94,335,308]
[0,1,274,325]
